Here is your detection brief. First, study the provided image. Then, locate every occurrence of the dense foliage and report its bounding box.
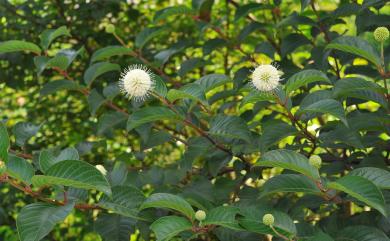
[1,0,390,240]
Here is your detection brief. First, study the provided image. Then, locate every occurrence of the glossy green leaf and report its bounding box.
[260,174,321,197]
[32,160,111,195]
[84,62,120,86]
[285,69,330,94]
[209,114,252,143]
[337,225,390,241]
[40,80,83,96]
[255,149,320,180]
[150,216,192,241]
[259,121,298,152]
[0,40,41,54]
[326,36,381,67]
[88,89,105,116]
[327,175,386,216]
[154,5,194,23]
[17,202,74,241]
[196,74,231,92]
[40,26,70,50]
[90,46,133,63]
[94,213,136,241]
[203,206,241,230]
[140,193,195,219]
[167,83,208,105]
[135,27,165,49]
[297,99,348,126]
[39,147,79,173]
[127,107,183,131]
[0,121,9,163]
[6,154,34,184]
[99,186,145,219]
[348,167,390,189]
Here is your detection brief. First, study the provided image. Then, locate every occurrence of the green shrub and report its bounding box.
[0,0,389,240]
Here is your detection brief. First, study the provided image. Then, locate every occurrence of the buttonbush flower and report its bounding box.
[251,64,282,92]
[262,213,274,226]
[119,64,154,101]
[374,27,389,42]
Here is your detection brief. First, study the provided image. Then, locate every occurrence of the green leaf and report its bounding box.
[88,89,105,116]
[327,175,386,216]
[140,193,195,219]
[196,74,231,92]
[32,160,111,195]
[255,149,320,180]
[13,122,41,147]
[40,26,71,50]
[285,69,330,94]
[234,3,265,22]
[209,114,252,143]
[0,40,41,55]
[91,46,133,63]
[40,80,82,96]
[0,121,9,163]
[203,206,241,230]
[240,90,277,107]
[135,27,165,49]
[333,78,385,97]
[348,167,390,189]
[94,213,136,241]
[39,147,79,173]
[99,186,146,219]
[154,6,194,23]
[6,154,34,184]
[84,62,120,86]
[127,107,183,131]
[150,216,193,241]
[17,202,74,241]
[260,174,321,197]
[326,36,381,67]
[97,111,127,135]
[259,121,298,152]
[167,83,208,105]
[297,99,348,126]
[333,77,388,107]
[281,33,311,57]
[336,225,390,241]
[154,76,168,97]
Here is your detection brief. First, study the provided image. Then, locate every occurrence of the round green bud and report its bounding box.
[309,155,322,169]
[195,210,206,221]
[262,213,274,226]
[105,24,116,34]
[374,27,389,42]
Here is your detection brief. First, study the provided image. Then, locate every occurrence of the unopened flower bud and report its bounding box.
[195,210,206,221]
[263,213,274,226]
[105,24,116,34]
[309,155,322,169]
[374,27,389,42]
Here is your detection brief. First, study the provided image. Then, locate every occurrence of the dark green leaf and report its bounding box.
[127,107,183,131]
[150,216,192,241]
[0,40,41,54]
[84,62,120,86]
[32,160,112,195]
[40,26,70,50]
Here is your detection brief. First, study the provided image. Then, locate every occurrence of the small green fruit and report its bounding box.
[262,213,274,226]
[309,155,322,169]
[105,24,116,34]
[195,210,206,221]
[374,27,389,42]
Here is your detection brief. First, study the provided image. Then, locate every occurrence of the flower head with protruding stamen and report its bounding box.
[251,64,282,92]
[119,64,154,101]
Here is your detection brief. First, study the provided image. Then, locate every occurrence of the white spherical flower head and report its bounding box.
[119,65,154,101]
[252,64,281,91]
